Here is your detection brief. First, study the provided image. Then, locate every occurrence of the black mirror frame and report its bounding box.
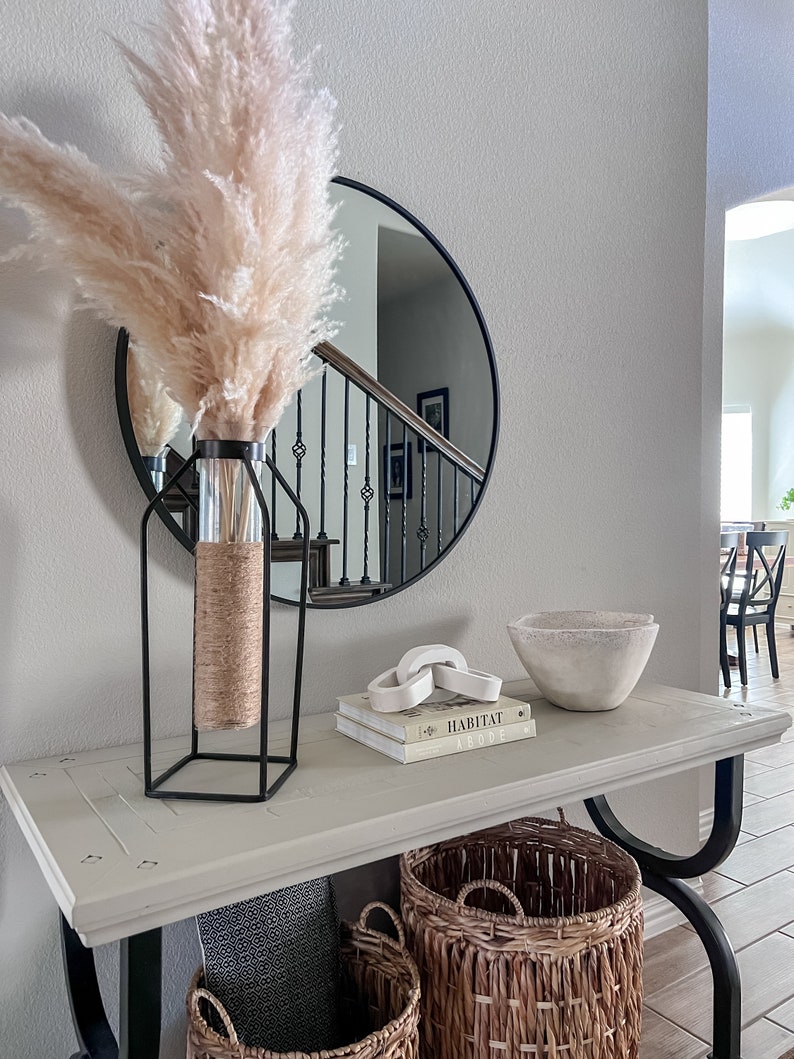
[115,174,500,608]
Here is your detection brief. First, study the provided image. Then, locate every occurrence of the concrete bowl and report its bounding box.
[507,610,659,712]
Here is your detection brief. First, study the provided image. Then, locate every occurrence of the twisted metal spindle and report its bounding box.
[453,464,460,535]
[400,425,408,585]
[417,439,429,571]
[318,368,328,540]
[292,390,306,539]
[270,430,279,540]
[360,395,373,584]
[383,411,391,584]
[437,454,443,557]
[339,379,351,586]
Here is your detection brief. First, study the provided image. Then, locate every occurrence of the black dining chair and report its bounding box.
[719,532,739,688]
[725,530,788,686]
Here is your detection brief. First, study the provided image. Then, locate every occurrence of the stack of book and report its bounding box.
[334,691,536,763]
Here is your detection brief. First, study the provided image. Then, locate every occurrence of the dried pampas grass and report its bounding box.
[0,0,341,441]
[127,343,183,457]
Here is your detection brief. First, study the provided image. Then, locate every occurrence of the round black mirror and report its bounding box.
[116,176,499,607]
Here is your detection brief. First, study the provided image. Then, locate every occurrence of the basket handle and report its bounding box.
[456,879,525,916]
[189,984,243,1057]
[357,901,408,950]
[557,807,568,825]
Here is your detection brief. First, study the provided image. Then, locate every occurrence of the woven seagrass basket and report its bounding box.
[187,903,420,1059]
[401,813,644,1059]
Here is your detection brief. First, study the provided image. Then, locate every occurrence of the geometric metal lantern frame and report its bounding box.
[140,438,310,802]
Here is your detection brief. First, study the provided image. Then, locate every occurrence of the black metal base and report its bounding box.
[147,751,296,802]
[585,754,745,1059]
[61,914,162,1059]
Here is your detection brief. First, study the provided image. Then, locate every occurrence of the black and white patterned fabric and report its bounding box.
[197,876,341,1051]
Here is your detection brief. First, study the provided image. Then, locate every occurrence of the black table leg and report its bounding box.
[60,914,162,1059]
[584,755,744,1059]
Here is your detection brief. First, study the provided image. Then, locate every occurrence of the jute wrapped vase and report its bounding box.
[193,442,267,732]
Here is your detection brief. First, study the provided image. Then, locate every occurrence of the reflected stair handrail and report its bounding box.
[313,340,485,483]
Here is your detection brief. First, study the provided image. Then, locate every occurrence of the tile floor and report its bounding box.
[640,625,794,1058]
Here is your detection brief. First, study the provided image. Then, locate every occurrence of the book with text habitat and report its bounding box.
[334,712,537,763]
[336,691,531,743]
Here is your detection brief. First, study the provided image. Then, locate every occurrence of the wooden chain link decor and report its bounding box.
[400,813,644,1059]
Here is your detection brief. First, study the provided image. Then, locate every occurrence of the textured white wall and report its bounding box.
[0,1,711,1055]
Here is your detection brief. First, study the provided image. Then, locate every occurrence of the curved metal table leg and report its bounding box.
[60,914,162,1059]
[584,755,745,1059]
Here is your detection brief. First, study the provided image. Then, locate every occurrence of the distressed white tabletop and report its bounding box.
[1,680,789,946]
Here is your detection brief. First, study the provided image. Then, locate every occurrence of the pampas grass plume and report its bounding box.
[127,343,183,456]
[0,0,341,441]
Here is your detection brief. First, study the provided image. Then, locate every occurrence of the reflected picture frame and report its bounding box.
[417,387,449,451]
[384,442,413,500]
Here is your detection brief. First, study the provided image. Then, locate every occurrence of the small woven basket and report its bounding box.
[400,813,644,1059]
[187,902,420,1059]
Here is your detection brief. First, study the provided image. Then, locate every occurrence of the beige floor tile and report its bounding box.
[717,828,794,885]
[742,791,794,835]
[745,759,774,777]
[639,1008,707,1059]
[645,932,794,1041]
[747,742,794,768]
[745,763,794,798]
[744,791,764,806]
[684,871,794,950]
[741,1017,794,1059]
[767,995,794,1032]
[699,871,744,902]
[643,927,709,995]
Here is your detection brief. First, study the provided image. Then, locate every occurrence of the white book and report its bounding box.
[336,691,532,743]
[334,712,537,763]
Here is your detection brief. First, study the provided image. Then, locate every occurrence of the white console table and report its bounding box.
[1,679,790,1059]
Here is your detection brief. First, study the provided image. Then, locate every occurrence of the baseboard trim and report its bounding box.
[643,878,706,940]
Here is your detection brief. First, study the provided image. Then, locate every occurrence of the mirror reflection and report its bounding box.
[117,178,499,607]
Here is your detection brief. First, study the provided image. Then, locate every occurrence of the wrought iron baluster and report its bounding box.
[339,379,351,586]
[318,368,328,540]
[360,395,373,584]
[400,425,408,585]
[417,439,429,571]
[437,454,443,557]
[454,465,460,534]
[383,411,391,584]
[292,390,306,539]
[270,430,278,540]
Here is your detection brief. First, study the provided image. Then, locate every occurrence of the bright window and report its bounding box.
[721,409,752,523]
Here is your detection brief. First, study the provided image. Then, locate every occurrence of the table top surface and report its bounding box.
[1,679,790,946]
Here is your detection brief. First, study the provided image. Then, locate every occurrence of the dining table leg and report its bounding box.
[60,914,162,1059]
[584,754,744,1059]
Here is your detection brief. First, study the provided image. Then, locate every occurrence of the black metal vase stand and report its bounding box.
[140,438,310,803]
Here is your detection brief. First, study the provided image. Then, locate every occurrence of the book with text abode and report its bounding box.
[334,712,537,763]
[335,691,532,743]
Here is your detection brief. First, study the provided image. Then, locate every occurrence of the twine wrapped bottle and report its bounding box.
[193,440,267,732]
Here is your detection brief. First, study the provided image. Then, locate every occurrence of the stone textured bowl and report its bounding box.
[507,611,659,712]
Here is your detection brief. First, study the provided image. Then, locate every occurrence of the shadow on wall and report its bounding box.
[0,501,20,756]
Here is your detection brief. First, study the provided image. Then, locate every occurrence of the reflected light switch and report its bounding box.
[347,444,357,465]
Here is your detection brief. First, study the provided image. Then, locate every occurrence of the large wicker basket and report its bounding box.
[400,813,644,1059]
[187,902,420,1059]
